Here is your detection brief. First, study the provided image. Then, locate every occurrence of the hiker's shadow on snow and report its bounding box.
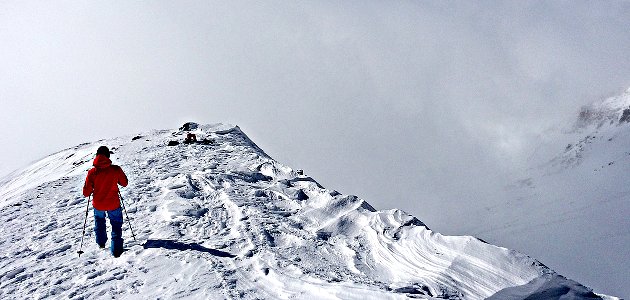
[143,239,235,258]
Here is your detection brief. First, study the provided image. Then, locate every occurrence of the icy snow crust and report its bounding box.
[0,123,611,299]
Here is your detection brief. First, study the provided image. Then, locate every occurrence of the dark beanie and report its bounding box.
[96,146,110,158]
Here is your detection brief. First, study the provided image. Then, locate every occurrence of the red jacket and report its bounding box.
[83,155,128,211]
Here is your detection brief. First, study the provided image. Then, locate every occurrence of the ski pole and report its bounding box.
[118,190,137,241]
[77,195,91,257]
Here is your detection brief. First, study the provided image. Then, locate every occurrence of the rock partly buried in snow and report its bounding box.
[179,122,199,131]
[619,108,630,124]
[0,123,620,299]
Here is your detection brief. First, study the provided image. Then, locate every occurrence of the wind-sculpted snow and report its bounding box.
[0,123,617,299]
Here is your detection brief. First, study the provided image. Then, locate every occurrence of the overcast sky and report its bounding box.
[2,0,630,247]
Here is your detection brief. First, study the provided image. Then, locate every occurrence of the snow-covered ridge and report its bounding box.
[0,123,618,299]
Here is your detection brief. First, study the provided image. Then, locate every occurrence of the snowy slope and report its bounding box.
[0,123,619,299]
[467,89,630,298]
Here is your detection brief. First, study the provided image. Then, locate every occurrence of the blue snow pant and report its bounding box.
[94,207,124,257]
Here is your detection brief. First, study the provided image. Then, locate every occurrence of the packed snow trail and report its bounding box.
[0,123,618,299]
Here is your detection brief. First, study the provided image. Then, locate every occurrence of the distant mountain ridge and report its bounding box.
[552,88,630,171]
[573,88,630,131]
[467,89,630,298]
[0,123,620,299]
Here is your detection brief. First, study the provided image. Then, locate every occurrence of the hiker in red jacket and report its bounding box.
[82,146,128,257]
